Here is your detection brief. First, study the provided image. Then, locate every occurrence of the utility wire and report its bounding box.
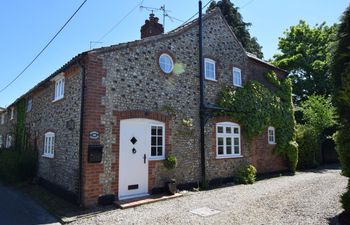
[0,0,88,95]
[240,0,255,9]
[91,0,144,49]
[181,0,214,26]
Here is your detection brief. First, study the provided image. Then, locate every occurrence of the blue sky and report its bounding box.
[0,0,348,108]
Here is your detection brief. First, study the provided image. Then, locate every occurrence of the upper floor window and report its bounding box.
[216,122,241,158]
[0,114,4,124]
[233,67,242,87]
[268,126,276,144]
[5,134,12,148]
[10,107,14,120]
[159,53,174,74]
[43,132,55,158]
[54,77,65,101]
[150,124,165,160]
[27,98,32,112]
[204,58,216,81]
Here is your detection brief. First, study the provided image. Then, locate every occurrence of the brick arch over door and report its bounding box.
[113,111,172,197]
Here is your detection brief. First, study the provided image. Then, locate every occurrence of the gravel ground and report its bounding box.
[71,166,347,225]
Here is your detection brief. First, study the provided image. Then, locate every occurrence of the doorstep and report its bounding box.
[115,193,183,209]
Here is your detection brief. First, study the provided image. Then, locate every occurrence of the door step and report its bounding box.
[115,193,182,209]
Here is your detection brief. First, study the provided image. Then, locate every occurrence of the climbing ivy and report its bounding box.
[15,99,26,150]
[217,71,298,172]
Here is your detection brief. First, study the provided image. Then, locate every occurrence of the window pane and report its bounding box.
[151,147,157,156]
[226,137,232,146]
[157,147,163,156]
[234,127,239,134]
[151,127,157,135]
[226,127,231,133]
[218,146,224,155]
[151,137,157,145]
[218,137,223,146]
[234,146,240,154]
[226,146,232,154]
[234,137,239,145]
[217,126,223,133]
[157,127,162,135]
[157,137,163,145]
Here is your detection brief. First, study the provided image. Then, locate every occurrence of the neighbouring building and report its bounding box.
[0,8,289,206]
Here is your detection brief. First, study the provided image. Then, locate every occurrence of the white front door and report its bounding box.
[119,119,150,200]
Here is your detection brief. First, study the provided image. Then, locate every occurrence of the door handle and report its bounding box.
[143,154,146,164]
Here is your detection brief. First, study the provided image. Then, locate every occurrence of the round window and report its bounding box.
[159,53,174,74]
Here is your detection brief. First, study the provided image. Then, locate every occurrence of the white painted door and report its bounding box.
[119,119,149,200]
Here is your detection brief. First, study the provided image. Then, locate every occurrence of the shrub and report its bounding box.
[0,148,37,184]
[164,155,177,170]
[235,164,257,184]
[341,180,350,213]
[296,125,320,169]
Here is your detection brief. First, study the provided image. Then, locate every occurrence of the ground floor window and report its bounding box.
[268,126,276,144]
[150,124,165,160]
[5,134,12,148]
[0,134,3,148]
[43,132,55,158]
[216,122,241,158]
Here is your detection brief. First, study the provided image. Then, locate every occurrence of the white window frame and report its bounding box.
[216,122,242,159]
[53,74,65,102]
[149,123,165,160]
[0,114,4,124]
[204,58,216,81]
[159,53,174,74]
[5,134,12,148]
[233,67,242,87]
[43,132,55,158]
[268,126,276,144]
[27,98,32,112]
[10,107,14,120]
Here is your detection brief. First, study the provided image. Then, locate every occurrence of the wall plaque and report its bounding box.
[89,131,100,140]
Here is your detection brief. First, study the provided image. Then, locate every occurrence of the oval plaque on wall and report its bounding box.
[89,131,100,140]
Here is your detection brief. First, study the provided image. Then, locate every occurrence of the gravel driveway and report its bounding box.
[72,166,347,225]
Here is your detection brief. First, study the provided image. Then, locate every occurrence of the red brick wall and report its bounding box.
[81,53,107,206]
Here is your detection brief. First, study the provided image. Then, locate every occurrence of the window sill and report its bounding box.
[216,155,243,159]
[205,78,217,82]
[149,157,165,161]
[42,154,54,159]
[234,84,243,88]
[268,142,276,145]
[52,96,64,103]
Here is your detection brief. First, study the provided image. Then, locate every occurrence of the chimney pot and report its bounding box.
[140,13,164,39]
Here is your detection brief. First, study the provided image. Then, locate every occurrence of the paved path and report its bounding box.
[0,184,60,225]
[72,166,347,225]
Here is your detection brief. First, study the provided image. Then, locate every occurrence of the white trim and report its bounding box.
[233,67,242,87]
[216,122,241,157]
[159,53,174,74]
[204,58,216,81]
[43,132,55,158]
[216,155,243,159]
[268,126,276,144]
[53,77,65,102]
[149,123,165,160]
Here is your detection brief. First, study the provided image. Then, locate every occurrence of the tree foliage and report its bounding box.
[207,0,263,58]
[273,21,336,104]
[331,4,350,214]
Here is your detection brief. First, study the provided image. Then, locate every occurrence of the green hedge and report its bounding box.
[0,148,37,184]
[235,164,257,184]
[296,125,320,169]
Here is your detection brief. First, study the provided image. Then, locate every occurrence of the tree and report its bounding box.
[331,4,350,214]
[207,0,263,58]
[272,21,336,104]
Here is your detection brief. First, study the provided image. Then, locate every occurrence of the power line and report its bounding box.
[240,0,255,9]
[0,0,88,95]
[91,0,144,49]
[181,0,214,26]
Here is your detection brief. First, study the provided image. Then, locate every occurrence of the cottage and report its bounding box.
[0,8,289,206]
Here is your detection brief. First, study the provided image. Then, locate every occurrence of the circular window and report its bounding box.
[159,53,174,74]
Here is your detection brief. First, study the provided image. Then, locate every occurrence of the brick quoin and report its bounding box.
[81,53,107,206]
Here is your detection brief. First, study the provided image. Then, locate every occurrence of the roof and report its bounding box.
[246,52,288,74]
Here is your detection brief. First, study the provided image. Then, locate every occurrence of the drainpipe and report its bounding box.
[198,0,206,187]
[77,58,86,206]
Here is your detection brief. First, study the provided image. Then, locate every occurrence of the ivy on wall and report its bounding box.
[15,99,26,150]
[217,71,298,172]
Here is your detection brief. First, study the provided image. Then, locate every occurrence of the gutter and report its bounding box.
[77,58,86,206]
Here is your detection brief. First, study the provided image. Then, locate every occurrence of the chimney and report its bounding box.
[141,13,164,39]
